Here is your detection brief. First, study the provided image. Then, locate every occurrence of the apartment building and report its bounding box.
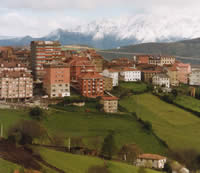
[100,96,118,113]
[43,63,70,98]
[68,56,95,81]
[175,62,191,84]
[136,55,149,64]
[102,69,119,87]
[149,55,175,66]
[165,65,179,86]
[103,76,113,91]
[31,41,62,81]
[77,72,104,98]
[0,71,33,100]
[152,73,170,88]
[119,67,141,82]
[189,69,200,86]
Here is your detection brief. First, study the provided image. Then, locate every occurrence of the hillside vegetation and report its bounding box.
[0,108,166,154]
[120,93,200,151]
[38,147,160,173]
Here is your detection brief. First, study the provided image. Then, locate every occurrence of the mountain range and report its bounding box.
[1,14,200,49]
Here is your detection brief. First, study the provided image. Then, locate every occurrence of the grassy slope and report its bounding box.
[120,93,200,151]
[38,147,159,173]
[43,110,166,154]
[174,95,200,112]
[0,158,21,173]
[120,82,147,93]
[0,108,166,154]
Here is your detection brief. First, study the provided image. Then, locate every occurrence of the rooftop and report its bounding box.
[138,153,166,160]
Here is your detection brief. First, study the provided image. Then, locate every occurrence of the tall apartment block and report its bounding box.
[31,41,62,81]
[43,63,70,98]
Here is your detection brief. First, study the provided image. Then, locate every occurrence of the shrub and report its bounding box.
[143,121,153,133]
[29,107,44,121]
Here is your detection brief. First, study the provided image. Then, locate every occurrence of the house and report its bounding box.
[152,73,170,88]
[77,72,104,98]
[102,69,119,86]
[189,69,200,86]
[103,76,113,91]
[119,67,141,82]
[135,153,167,169]
[100,96,119,113]
[136,55,149,64]
[43,63,70,98]
[175,62,191,84]
[141,70,162,83]
[149,55,175,66]
[165,65,179,86]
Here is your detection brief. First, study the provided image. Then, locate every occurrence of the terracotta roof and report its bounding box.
[107,68,120,72]
[101,96,119,100]
[142,70,161,73]
[121,67,140,72]
[138,153,166,160]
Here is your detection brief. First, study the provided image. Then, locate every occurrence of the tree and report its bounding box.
[29,107,44,121]
[101,130,117,160]
[143,121,152,133]
[118,144,142,163]
[7,120,46,145]
[163,162,172,173]
[171,89,178,97]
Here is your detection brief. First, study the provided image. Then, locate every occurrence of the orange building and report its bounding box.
[43,63,70,98]
[136,55,149,64]
[68,56,95,81]
[77,72,104,98]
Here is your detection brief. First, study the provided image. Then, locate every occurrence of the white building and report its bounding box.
[189,70,200,86]
[135,154,167,169]
[152,73,170,88]
[102,69,119,86]
[119,67,141,82]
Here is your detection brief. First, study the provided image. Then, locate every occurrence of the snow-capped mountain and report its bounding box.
[1,13,200,49]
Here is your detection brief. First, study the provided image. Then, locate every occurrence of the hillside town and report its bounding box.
[0,41,199,173]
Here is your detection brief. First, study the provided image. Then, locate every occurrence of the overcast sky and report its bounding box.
[1,0,200,37]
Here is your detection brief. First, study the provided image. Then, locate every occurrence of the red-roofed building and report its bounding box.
[135,153,167,169]
[68,56,95,81]
[136,55,149,64]
[77,72,104,98]
[100,96,119,113]
[175,62,191,84]
[43,63,70,98]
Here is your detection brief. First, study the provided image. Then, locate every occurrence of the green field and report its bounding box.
[174,95,200,113]
[120,82,148,93]
[38,147,159,173]
[0,108,166,154]
[120,93,200,151]
[0,158,21,173]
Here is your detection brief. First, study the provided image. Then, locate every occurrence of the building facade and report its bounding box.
[152,73,170,88]
[119,67,141,82]
[176,62,191,84]
[149,55,175,66]
[166,65,179,86]
[136,55,149,64]
[103,77,113,91]
[102,69,119,86]
[77,72,104,98]
[43,64,70,98]
[0,71,33,100]
[31,41,62,81]
[189,70,200,86]
[135,154,167,169]
[141,70,161,83]
[100,96,118,113]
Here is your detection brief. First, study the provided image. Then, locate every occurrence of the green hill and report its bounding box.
[38,147,160,173]
[120,93,200,151]
[0,108,167,154]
